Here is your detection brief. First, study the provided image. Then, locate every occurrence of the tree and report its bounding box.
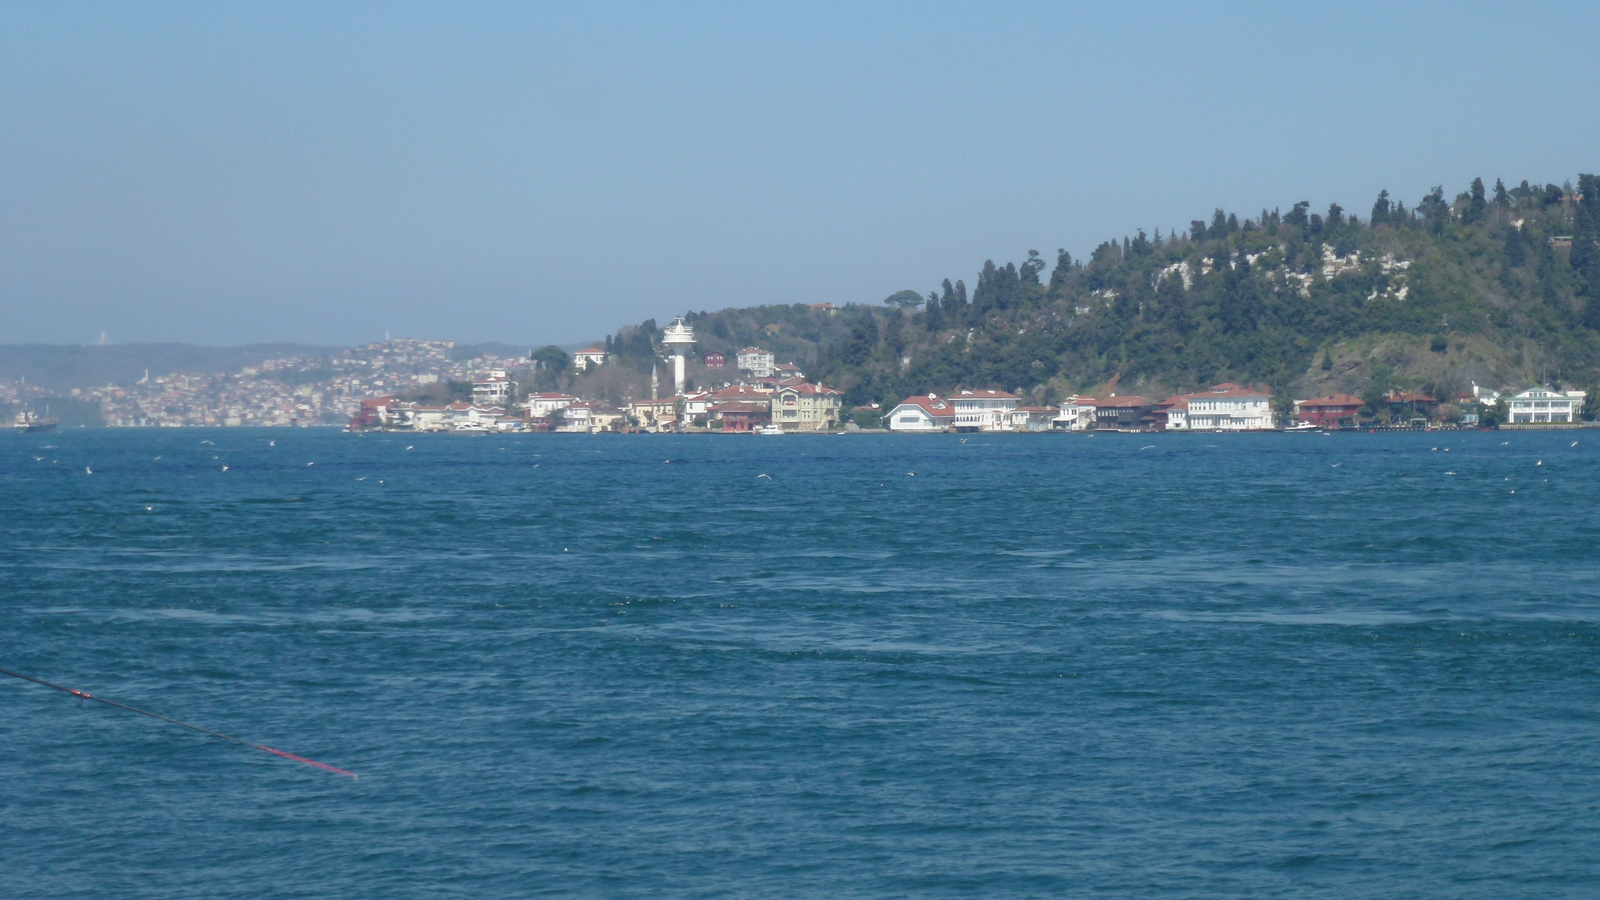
[1464,177,1487,224]
[1371,190,1391,226]
[883,290,924,309]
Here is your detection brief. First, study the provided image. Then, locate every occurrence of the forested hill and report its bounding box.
[594,174,1599,409]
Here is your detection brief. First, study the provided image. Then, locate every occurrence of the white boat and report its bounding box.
[452,422,491,433]
[754,425,785,435]
[1283,421,1321,433]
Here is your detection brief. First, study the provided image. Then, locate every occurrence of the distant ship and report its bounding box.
[14,410,59,433]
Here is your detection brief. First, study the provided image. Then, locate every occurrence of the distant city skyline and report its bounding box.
[3,2,1598,347]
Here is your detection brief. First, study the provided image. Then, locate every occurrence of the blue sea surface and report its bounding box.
[3,429,1599,898]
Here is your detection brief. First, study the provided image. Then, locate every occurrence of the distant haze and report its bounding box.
[2,3,1597,347]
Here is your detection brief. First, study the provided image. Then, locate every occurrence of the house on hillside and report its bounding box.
[702,351,726,369]
[472,375,512,407]
[737,347,776,378]
[572,346,609,370]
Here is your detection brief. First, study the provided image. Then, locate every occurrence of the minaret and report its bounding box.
[650,365,659,401]
[661,317,695,396]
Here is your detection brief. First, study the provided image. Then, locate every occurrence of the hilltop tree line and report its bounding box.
[555,173,1599,411]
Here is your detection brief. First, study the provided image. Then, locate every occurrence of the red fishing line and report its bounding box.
[1,667,358,780]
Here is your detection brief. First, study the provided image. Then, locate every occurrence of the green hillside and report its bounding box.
[586,174,1598,411]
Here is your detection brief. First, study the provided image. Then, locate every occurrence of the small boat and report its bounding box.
[754,424,785,435]
[452,422,491,433]
[14,410,59,433]
[1282,422,1321,433]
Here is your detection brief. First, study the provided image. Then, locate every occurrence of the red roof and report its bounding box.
[893,395,954,417]
[777,382,843,395]
[709,401,768,413]
[956,389,1019,400]
[1300,393,1363,408]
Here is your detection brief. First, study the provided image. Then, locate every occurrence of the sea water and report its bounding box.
[2,429,1598,898]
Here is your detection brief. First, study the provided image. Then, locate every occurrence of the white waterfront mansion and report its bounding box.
[1507,388,1586,423]
[1166,383,1274,431]
[950,389,1019,431]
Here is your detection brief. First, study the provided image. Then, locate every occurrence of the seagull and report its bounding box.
[33,456,43,462]
[220,465,229,472]
[268,440,275,447]
[1511,489,1516,494]
[306,462,315,466]
[1536,460,1542,466]
[406,445,414,451]
[757,473,772,479]
[153,456,161,460]
[1573,441,1580,447]
[145,506,153,511]
[905,471,916,476]
[1330,463,1341,468]
[201,440,214,446]
[356,477,367,482]
[1140,445,1155,450]
[84,466,92,475]
[1502,441,1509,445]
[1445,471,1456,475]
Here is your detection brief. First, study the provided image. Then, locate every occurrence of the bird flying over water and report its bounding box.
[84,466,92,474]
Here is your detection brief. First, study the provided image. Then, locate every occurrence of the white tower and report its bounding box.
[661,317,695,397]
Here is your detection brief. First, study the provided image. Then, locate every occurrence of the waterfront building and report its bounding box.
[525,392,578,419]
[1507,388,1586,423]
[1052,396,1097,431]
[1009,407,1058,432]
[771,382,844,431]
[1167,384,1272,431]
[1296,394,1363,429]
[710,400,770,432]
[951,389,1019,432]
[1093,396,1149,430]
[887,395,955,431]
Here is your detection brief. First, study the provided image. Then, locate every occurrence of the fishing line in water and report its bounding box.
[0,667,358,780]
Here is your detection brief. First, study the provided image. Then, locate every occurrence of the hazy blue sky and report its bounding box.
[3,2,1597,347]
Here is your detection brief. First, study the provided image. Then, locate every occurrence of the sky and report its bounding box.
[2,2,1597,348]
